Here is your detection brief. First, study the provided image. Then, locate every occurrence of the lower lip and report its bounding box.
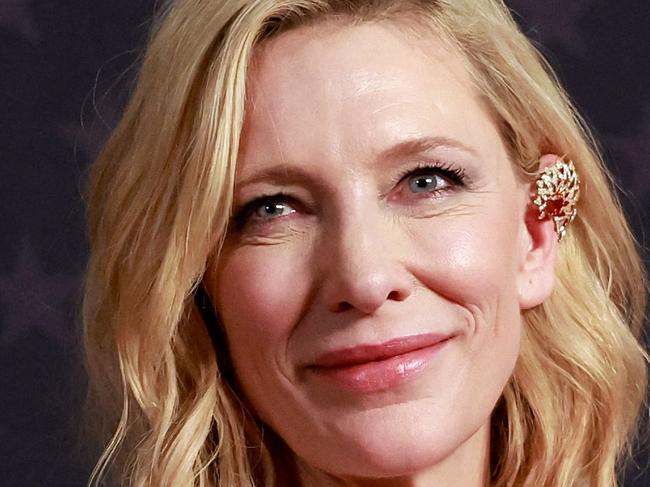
[309,338,453,393]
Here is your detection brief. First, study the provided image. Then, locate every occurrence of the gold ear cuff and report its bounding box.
[533,158,580,241]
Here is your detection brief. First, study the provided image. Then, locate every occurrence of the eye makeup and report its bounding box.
[230,159,469,232]
[386,160,467,197]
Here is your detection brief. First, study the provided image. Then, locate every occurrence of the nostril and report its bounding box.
[387,290,402,301]
[331,289,406,314]
[386,291,408,301]
[333,301,354,313]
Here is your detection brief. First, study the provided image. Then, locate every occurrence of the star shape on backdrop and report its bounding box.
[0,0,39,45]
[0,238,80,346]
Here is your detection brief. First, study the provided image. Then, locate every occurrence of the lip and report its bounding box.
[306,332,456,393]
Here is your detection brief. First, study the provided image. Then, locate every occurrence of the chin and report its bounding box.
[354,446,452,479]
[310,434,456,479]
[288,406,473,479]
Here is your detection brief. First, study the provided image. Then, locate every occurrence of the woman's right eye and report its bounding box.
[232,193,297,230]
[253,199,296,219]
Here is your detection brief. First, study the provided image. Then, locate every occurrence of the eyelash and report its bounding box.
[231,191,298,231]
[389,160,466,193]
[231,161,467,231]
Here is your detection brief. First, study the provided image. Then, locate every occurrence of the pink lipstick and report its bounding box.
[307,333,455,393]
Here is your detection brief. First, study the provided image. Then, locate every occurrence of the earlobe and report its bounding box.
[516,154,564,310]
[517,213,558,309]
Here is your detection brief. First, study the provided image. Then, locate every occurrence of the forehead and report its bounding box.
[239,21,503,173]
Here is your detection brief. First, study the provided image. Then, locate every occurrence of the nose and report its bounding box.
[318,205,414,315]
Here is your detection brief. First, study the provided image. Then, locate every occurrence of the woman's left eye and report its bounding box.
[398,163,466,196]
[408,173,446,193]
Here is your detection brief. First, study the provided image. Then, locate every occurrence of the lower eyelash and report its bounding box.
[231,162,466,231]
[393,161,466,187]
[231,192,294,231]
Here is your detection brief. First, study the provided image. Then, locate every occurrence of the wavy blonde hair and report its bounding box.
[82,0,649,485]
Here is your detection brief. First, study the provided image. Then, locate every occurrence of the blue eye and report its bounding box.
[399,163,466,196]
[232,193,297,230]
[254,201,295,219]
[408,174,444,193]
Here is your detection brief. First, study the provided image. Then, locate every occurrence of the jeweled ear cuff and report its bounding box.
[533,157,580,241]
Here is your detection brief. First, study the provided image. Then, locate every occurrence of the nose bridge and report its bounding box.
[319,192,413,314]
[339,196,386,266]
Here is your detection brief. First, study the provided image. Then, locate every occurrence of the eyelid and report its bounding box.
[394,160,465,182]
[231,192,299,230]
[232,161,467,231]
[382,160,467,198]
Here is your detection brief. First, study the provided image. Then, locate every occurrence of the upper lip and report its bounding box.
[308,332,456,369]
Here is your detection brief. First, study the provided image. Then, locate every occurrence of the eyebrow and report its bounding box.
[378,135,479,161]
[236,135,479,189]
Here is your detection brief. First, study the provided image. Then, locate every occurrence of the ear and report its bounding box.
[516,154,561,310]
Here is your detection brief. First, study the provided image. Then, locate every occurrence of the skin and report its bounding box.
[204,20,559,487]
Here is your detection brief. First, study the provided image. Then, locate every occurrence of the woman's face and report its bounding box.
[205,21,555,483]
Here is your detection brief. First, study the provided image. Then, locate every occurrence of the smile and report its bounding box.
[307,333,456,393]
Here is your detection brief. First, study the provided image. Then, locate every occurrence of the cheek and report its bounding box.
[215,248,307,334]
[212,245,310,368]
[410,209,522,311]
[408,211,523,391]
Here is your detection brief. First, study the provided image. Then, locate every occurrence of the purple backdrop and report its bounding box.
[1,1,648,485]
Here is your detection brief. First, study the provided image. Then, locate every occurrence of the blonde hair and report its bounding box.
[82,0,649,485]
